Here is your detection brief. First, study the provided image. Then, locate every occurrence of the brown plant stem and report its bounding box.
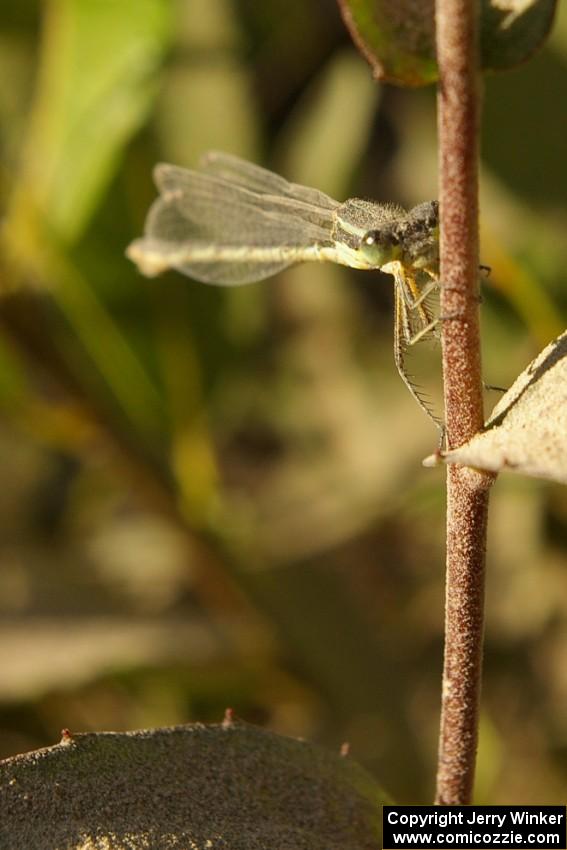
[435,0,495,804]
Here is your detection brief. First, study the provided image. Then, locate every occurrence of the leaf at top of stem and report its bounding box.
[337,0,557,86]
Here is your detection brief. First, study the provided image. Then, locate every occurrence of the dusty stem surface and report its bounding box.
[435,0,495,805]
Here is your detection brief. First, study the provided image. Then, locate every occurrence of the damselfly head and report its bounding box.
[398,201,439,273]
[405,200,439,233]
[359,228,402,268]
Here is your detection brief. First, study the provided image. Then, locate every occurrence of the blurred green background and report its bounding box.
[0,0,566,805]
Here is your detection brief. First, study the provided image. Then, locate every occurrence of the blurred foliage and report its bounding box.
[0,0,565,805]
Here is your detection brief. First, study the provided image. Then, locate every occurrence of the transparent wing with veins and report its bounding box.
[127,152,343,286]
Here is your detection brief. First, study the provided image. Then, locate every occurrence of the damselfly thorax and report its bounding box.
[127,151,442,426]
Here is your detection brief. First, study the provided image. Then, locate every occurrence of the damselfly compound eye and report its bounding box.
[359,229,402,267]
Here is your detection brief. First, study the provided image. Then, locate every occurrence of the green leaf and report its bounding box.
[0,722,387,849]
[480,0,558,71]
[424,330,567,485]
[337,0,557,86]
[16,0,172,242]
[337,0,437,86]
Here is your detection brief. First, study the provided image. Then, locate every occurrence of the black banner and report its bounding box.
[383,806,566,849]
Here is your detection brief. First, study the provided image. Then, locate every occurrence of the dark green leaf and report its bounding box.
[337,0,557,86]
[0,722,387,849]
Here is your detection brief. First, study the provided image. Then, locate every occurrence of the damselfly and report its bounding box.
[127,151,441,425]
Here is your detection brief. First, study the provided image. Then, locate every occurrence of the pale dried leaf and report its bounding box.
[0,722,385,850]
[424,331,567,484]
